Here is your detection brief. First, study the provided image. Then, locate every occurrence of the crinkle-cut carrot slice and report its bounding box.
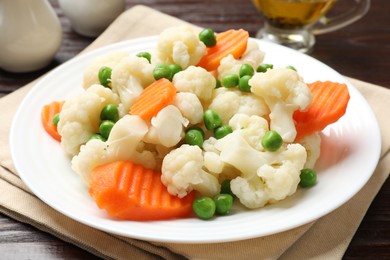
[294,81,350,140]
[129,78,176,120]
[89,160,195,221]
[197,29,249,71]
[41,101,64,141]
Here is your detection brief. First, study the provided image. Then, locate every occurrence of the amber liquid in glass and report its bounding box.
[252,0,336,29]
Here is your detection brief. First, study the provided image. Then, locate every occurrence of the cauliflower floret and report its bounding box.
[161,144,220,198]
[110,55,155,114]
[153,26,206,69]
[216,132,307,208]
[143,105,189,147]
[173,92,204,124]
[240,40,266,69]
[229,176,269,209]
[217,55,241,81]
[58,85,120,156]
[217,41,265,80]
[71,115,156,183]
[228,113,269,151]
[208,88,269,124]
[250,68,312,142]
[172,65,216,103]
[82,51,128,89]
[298,133,321,169]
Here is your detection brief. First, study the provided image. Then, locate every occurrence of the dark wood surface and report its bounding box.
[0,0,389,259]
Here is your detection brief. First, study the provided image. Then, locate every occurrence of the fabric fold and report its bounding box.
[0,5,388,260]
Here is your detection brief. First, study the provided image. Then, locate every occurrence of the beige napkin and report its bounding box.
[0,5,389,259]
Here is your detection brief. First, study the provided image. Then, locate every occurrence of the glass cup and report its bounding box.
[252,0,370,53]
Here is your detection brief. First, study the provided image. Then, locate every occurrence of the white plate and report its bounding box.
[10,36,381,243]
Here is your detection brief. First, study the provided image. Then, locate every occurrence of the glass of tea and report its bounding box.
[252,0,370,52]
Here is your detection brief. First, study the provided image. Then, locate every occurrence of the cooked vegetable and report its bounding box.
[299,168,317,187]
[214,194,233,215]
[129,78,177,120]
[197,29,249,71]
[250,68,312,142]
[41,101,64,141]
[72,115,156,184]
[58,85,120,156]
[136,51,151,63]
[220,179,234,197]
[161,144,220,198]
[89,133,106,142]
[238,75,252,92]
[199,28,217,47]
[168,64,182,77]
[215,132,307,209]
[294,81,350,140]
[192,196,216,220]
[89,160,196,220]
[286,65,297,71]
[52,113,60,126]
[185,128,204,147]
[99,120,115,139]
[98,66,112,87]
[222,74,239,88]
[239,63,254,77]
[154,25,206,69]
[214,125,233,139]
[172,65,216,103]
[261,130,283,152]
[203,109,222,130]
[110,55,155,113]
[153,64,173,81]
[100,104,119,122]
[256,63,273,73]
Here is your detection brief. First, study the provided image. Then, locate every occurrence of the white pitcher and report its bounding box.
[0,0,62,72]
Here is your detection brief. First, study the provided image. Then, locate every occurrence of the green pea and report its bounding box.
[238,75,252,92]
[168,64,182,78]
[261,130,283,152]
[153,64,173,81]
[100,104,119,122]
[222,74,239,88]
[193,196,216,220]
[136,52,152,63]
[52,113,60,126]
[99,120,115,139]
[257,63,273,73]
[187,126,205,138]
[299,168,317,187]
[89,133,106,142]
[214,194,233,215]
[239,64,254,77]
[286,65,297,71]
[185,128,204,147]
[203,109,222,130]
[215,79,221,88]
[98,66,112,87]
[199,28,217,47]
[220,179,234,197]
[214,125,233,139]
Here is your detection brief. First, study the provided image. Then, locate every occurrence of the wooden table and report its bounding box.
[1,0,389,258]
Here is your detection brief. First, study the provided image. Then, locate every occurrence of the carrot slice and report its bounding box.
[89,160,196,221]
[129,78,176,120]
[294,81,350,140]
[41,101,64,141]
[197,29,249,71]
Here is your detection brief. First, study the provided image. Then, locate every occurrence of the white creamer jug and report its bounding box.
[58,0,125,37]
[0,0,62,72]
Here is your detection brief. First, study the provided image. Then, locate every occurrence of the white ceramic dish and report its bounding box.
[10,36,381,243]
